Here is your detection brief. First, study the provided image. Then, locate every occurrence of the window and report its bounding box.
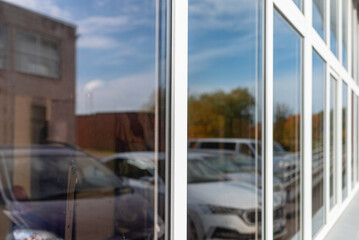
[330,0,339,57]
[188,0,263,238]
[342,83,348,200]
[350,91,357,189]
[0,0,171,239]
[342,0,348,69]
[313,0,325,40]
[312,50,325,236]
[273,10,302,239]
[15,31,60,78]
[329,75,337,209]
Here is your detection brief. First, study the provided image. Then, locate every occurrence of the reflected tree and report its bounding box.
[188,87,255,139]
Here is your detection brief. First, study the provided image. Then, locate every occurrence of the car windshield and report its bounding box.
[251,142,287,157]
[0,149,123,201]
[187,159,228,183]
[203,156,241,173]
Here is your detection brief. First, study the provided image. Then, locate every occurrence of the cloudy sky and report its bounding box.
[4,0,157,114]
[5,0,303,116]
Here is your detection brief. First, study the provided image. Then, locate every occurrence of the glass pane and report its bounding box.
[351,92,357,189]
[342,83,348,200]
[312,51,325,236]
[273,10,302,240]
[0,1,170,239]
[16,31,37,54]
[188,0,266,239]
[352,8,356,78]
[342,0,348,69]
[329,76,337,209]
[330,0,338,57]
[40,39,59,59]
[313,0,325,39]
[357,95,359,183]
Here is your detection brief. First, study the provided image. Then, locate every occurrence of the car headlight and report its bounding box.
[7,229,62,240]
[277,161,290,169]
[199,205,257,225]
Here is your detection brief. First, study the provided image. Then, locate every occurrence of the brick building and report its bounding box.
[0,1,76,146]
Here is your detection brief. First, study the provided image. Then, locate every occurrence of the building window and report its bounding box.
[342,0,348,69]
[329,75,338,209]
[273,9,302,240]
[15,31,60,78]
[312,50,325,236]
[342,82,348,200]
[313,0,325,40]
[188,0,263,238]
[330,0,339,57]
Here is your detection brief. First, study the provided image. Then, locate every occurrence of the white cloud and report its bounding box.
[77,72,155,114]
[77,16,129,35]
[3,0,72,21]
[77,35,119,49]
[84,79,104,93]
[189,0,259,31]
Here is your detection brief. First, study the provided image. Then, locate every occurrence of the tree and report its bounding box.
[188,87,256,139]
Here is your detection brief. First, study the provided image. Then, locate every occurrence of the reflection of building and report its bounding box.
[77,112,155,153]
[0,1,76,146]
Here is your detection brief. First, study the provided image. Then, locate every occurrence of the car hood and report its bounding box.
[189,181,256,209]
[188,181,283,209]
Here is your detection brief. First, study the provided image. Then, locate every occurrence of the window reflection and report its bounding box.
[342,0,348,69]
[342,83,348,200]
[312,51,325,236]
[187,0,274,239]
[329,76,337,209]
[273,10,302,240]
[313,0,325,39]
[350,91,357,189]
[0,0,168,239]
[330,0,339,57]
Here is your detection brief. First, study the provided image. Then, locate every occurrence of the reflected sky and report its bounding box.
[313,0,325,39]
[188,0,261,97]
[4,0,156,114]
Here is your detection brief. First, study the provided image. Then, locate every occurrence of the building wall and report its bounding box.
[0,1,76,146]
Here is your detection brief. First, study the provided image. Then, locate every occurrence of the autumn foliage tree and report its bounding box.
[188,88,256,139]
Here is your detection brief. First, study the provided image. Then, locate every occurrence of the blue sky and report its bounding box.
[4,0,157,114]
[188,0,262,98]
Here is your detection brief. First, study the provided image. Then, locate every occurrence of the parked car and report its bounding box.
[0,143,163,240]
[102,152,287,240]
[188,138,300,203]
[190,151,286,205]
